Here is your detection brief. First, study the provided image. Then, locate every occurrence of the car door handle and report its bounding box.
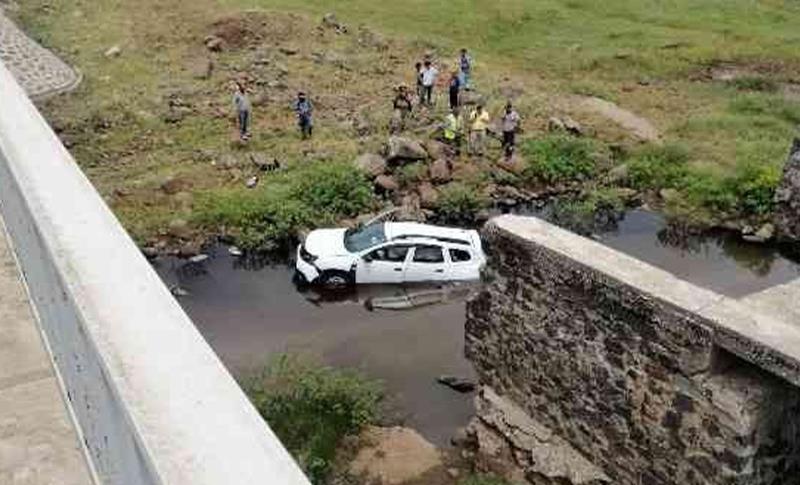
[434,269,444,273]
[394,267,403,271]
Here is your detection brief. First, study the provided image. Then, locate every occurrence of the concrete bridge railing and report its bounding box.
[0,62,310,484]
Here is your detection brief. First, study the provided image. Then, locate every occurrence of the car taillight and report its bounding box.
[300,245,317,263]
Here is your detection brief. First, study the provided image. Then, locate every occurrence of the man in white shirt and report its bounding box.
[421,60,438,106]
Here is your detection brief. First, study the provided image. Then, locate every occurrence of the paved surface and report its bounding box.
[0,217,91,485]
[0,11,80,98]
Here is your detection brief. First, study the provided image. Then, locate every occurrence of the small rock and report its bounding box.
[743,223,775,243]
[250,153,280,172]
[375,175,399,192]
[496,156,526,175]
[430,159,452,184]
[451,427,469,447]
[204,35,224,52]
[104,45,122,58]
[659,188,679,201]
[353,153,387,178]
[605,164,630,185]
[161,175,190,195]
[228,246,243,257]
[321,12,348,34]
[245,175,259,188]
[547,117,566,132]
[447,468,460,479]
[278,46,299,56]
[563,117,584,136]
[437,375,476,393]
[141,247,159,259]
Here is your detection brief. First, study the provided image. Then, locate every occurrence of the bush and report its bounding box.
[549,188,625,235]
[245,355,383,485]
[522,136,597,184]
[626,143,690,190]
[194,161,374,249]
[436,182,490,220]
[730,76,779,93]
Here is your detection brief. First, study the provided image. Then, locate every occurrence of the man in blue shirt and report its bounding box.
[294,91,313,139]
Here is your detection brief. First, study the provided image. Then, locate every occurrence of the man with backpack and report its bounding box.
[294,91,313,139]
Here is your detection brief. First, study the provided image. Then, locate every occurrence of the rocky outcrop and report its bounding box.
[466,216,800,485]
[465,387,609,485]
[773,137,800,241]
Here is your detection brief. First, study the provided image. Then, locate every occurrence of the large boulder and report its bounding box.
[774,137,800,241]
[354,153,387,177]
[423,139,447,160]
[384,136,428,163]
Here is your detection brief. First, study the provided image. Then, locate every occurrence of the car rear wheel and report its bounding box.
[318,270,353,290]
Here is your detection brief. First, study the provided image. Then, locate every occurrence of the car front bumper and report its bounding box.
[295,245,320,283]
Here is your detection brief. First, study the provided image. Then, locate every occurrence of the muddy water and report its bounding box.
[154,252,477,446]
[153,211,800,447]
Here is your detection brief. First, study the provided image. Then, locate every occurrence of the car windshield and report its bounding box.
[344,223,387,252]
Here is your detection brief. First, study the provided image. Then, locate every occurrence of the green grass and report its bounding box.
[194,160,374,249]
[13,0,800,243]
[245,354,383,485]
[521,135,601,184]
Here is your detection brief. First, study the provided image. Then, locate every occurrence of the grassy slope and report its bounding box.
[12,0,800,245]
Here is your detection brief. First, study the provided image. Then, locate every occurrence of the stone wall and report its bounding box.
[465,215,800,485]
[774,137,800,242]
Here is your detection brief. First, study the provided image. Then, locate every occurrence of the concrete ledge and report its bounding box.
[489,214,800,387]
[0,61,309,484]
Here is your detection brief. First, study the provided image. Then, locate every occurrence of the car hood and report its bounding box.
[304,228,349,257]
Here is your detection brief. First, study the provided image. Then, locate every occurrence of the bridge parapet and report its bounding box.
[0,61,309,484]
[467,214,800,484]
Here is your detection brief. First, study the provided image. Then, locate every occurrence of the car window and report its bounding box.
[367,245,410,262]
[413,245,444,263]
[344,223,387,252]
[449,248,472,262]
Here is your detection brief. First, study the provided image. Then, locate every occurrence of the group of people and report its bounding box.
[232,82,314,142]
[232,46,522,158]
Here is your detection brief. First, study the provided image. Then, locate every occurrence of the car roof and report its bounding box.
[384,222,476,247]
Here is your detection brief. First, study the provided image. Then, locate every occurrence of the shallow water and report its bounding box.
[154,210,800,447]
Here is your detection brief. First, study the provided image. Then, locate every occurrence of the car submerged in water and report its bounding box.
[296,221,486,288]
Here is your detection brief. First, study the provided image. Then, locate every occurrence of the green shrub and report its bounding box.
[245,355,383,485]
[730,76,779,92]
[194,161,374,249]
[550,188,625,234]
[436,182,490,220]
[626,143,690,190]
[729,93,800,125]
[522,136,597,184]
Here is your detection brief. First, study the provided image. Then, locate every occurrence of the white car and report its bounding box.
[296,221,486,287]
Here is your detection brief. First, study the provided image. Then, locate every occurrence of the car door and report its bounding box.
[355,244,411,284]
[447,247,479,281]
[404,244,450,283]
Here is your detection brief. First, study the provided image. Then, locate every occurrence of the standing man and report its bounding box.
[294,91,313,139]
[415,62,425,105]
[391,84,413,133]
[443,107,463,154]
[458,48,473,90]
[501,102,521,159]
[233,81,252,142]
[468,103,490,156]
[448,71,461,111]
[421,60,438,106]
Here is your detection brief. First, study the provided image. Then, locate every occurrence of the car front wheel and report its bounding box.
[318,270,353,290]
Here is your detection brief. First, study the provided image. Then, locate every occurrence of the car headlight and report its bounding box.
[300,245,318,263]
